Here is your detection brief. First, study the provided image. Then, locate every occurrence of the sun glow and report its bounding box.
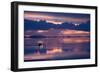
[37,30,48,33]
[46,20,63,25]
[47,48,63,54]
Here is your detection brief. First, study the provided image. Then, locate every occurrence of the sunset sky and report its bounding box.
[24,11,90,25]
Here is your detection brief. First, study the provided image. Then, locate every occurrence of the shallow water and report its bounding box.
[24,37,90,61]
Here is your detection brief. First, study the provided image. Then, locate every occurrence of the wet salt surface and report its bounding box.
[24,29,90,62]
[24,42,90,61]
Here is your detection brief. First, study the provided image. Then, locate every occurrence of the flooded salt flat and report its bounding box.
[24,34,90,61]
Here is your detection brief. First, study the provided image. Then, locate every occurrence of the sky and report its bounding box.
[24,11,90,25]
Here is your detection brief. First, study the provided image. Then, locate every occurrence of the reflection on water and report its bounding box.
[24,29,90,62]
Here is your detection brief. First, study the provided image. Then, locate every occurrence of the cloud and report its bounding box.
[24,12,90,25]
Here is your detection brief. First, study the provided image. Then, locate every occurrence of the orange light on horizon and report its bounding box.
[46,20,63,25]
[63,38,90,43]
[61,30,90,35]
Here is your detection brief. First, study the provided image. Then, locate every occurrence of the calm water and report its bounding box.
[24,36,90,62]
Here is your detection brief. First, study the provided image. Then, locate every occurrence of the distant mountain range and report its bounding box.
[24,19,90,31]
